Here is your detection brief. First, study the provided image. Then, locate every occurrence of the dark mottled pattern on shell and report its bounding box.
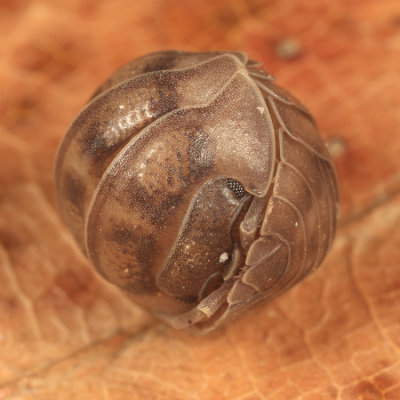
[55,50,339,333]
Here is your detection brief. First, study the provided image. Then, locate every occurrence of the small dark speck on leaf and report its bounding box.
[391,15,400,27]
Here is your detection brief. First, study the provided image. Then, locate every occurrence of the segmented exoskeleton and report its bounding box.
[55,51,339,333]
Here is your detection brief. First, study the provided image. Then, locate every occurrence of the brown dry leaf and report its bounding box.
[1,0,400,399]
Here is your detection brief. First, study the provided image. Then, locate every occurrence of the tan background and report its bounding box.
[1,0,400,398]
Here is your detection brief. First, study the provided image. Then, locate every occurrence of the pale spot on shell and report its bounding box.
[219,252,229,263]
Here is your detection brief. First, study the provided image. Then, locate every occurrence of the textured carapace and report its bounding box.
[55,50,339,333]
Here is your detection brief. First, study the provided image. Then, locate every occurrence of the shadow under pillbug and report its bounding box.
[55,50,339,334]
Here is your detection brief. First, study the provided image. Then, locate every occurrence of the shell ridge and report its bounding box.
[252,77,313,121]
[280,159,323,270]
[272,194,307,282]
[242,240,284,293]
[317,157,338,250]
[235,71,276,198]
[267,97,333,163]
